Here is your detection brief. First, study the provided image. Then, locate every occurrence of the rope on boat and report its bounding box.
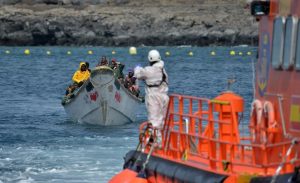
[139,136,156,177]
[136,125,158,178]
[271,139,298,183]
[123,124,152,170]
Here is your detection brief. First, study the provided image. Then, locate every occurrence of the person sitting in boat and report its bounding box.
[72,62,90,87]
[85,62,91,73]
[97,56,108,66]
[124,69,140,97]
[134,49,169,146]
[65,62,90,97]
[110,58,125,81]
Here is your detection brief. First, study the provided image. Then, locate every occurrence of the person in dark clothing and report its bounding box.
[110,58,125,80]
[110,58,118,69]
[85,62,91,73]
[124,69,135,88]
[124,69,139,97]
[97,56,108,66]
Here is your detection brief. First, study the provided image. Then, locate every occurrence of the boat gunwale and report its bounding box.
[62,66,143,105]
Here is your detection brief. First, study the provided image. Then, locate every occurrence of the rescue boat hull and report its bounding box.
[122,150,299,183]
[250,173,300,183]
[62,66,142,126]
[123,150,227,183]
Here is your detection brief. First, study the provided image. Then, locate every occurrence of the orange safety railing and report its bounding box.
[140,94,300,176]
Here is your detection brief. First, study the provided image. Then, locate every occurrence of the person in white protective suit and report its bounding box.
[134,50,169,139]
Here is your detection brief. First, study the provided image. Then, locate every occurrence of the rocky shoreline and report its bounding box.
[0,1,258,46]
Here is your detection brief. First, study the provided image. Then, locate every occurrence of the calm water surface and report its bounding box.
[0,46,256,183]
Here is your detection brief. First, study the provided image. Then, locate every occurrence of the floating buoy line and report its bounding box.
[1,48,254,58]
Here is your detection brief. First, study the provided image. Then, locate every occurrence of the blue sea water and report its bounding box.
[0,46,256,183]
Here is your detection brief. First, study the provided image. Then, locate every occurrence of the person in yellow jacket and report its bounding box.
[65,62,90,97]
[72,62,90,87]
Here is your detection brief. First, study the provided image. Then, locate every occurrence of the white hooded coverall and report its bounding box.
[134,61,169,129]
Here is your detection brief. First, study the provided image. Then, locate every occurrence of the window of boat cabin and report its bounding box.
[283,16,298,70]
[272,17,285,69]
[296,20,300,70]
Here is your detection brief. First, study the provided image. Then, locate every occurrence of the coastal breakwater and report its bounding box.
[0,0,258,46]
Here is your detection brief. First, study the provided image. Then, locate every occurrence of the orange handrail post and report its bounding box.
[189,98,193,133]
[197,100,203,153]
[178,96,184,159]
[230,104,236,165]
[208,102,217,169]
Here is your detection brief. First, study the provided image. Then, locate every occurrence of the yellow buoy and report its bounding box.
[88,50,93,55]
[211,51,216,56]
[67,51,72,55]
[165,51,170,56]
[230,50,235,56]
[247,51,252,56]
[46,51,51,55]
[239,52,243,56]
[188,51,193,56]
[24,49,30,55]
[5,50,10,54]
[129,47,137,55]
[112,50,116,55]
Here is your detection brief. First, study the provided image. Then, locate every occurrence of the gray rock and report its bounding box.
[0,0,21,5]
[42,0,59,4]
[6,31,33,45]
[54,31,65,38]
[86,31,96,38]
[32,23,48,35]
[0,1,258,46]
[70,0,81,5]
[224,29,236,36]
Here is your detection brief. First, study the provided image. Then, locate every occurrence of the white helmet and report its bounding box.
[148,50,161,62]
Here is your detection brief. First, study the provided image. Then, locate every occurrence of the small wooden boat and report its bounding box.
[62,66,143,126]
[109,1,300,182]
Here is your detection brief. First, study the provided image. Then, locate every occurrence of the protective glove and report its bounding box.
[134,64,142,71]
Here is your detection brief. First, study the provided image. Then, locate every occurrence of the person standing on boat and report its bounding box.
[134,50,169,143]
